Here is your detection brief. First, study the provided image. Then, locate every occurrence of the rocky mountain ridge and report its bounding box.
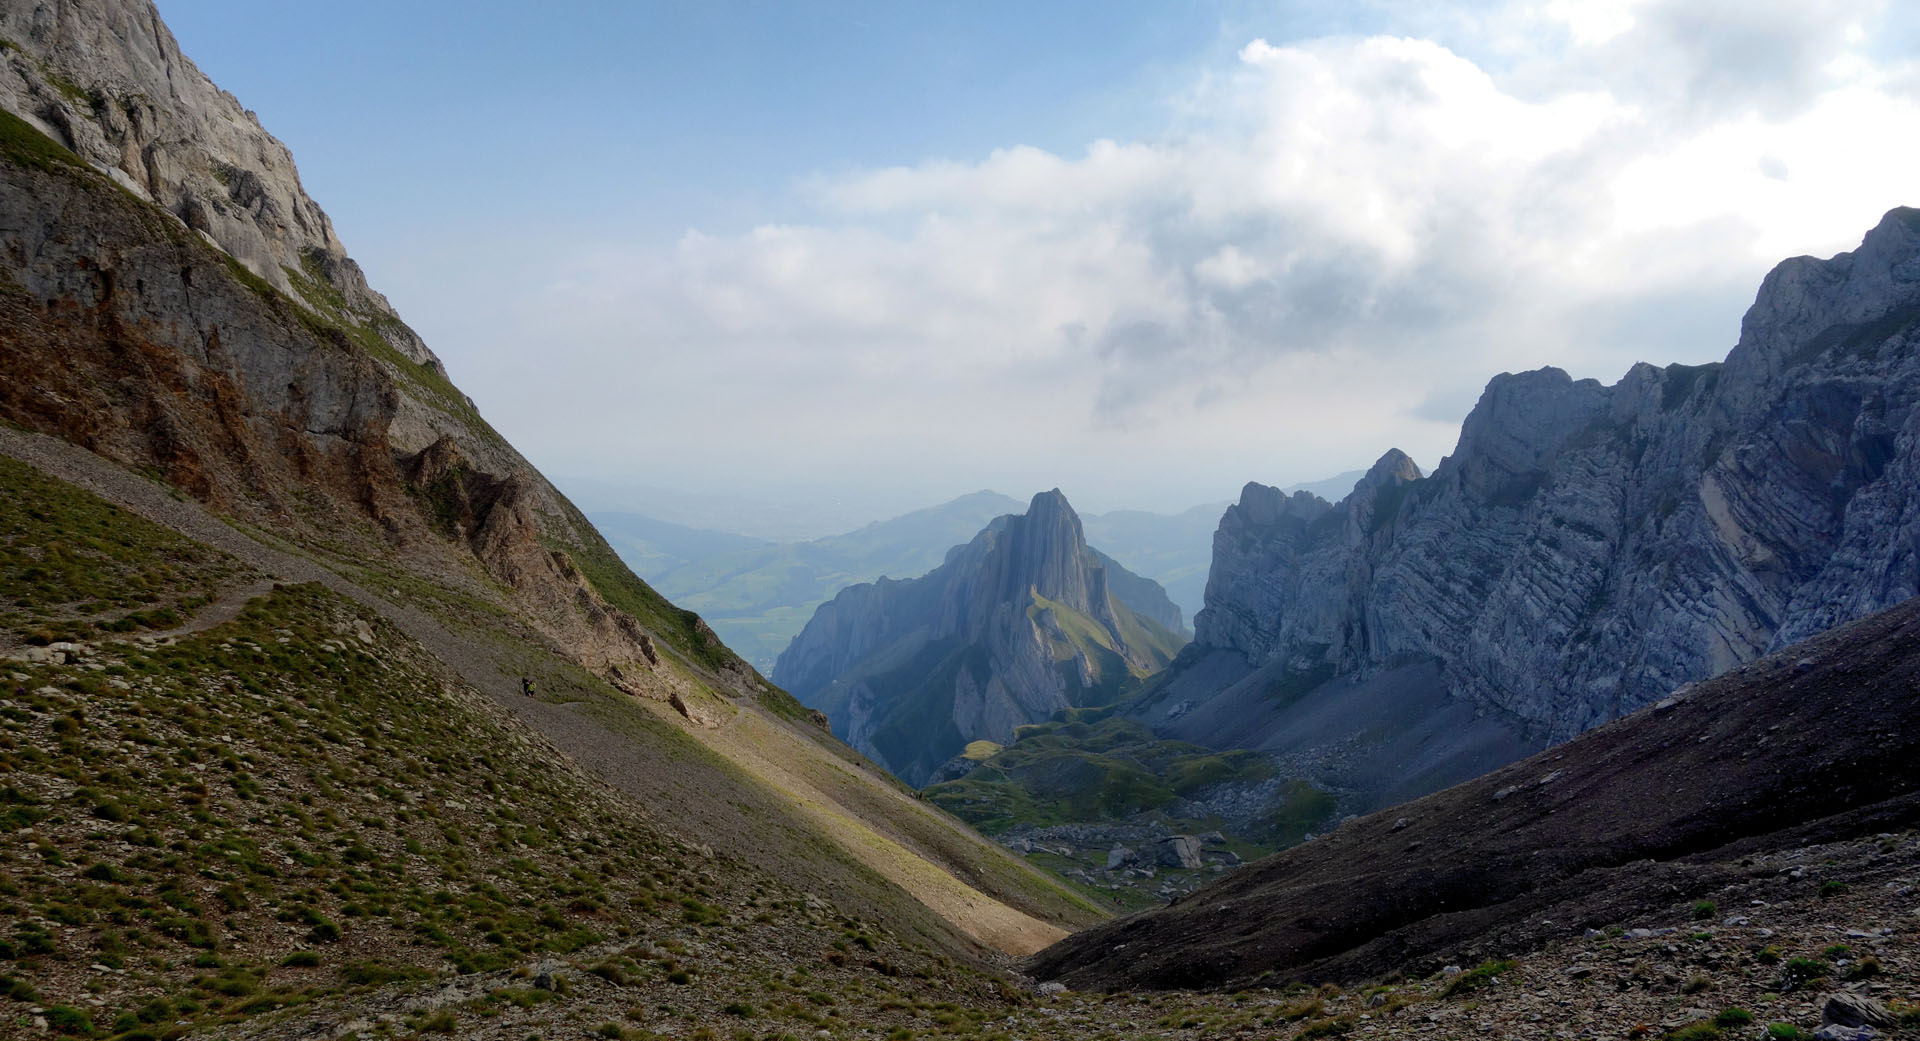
[774,489,1187,785]
[1137,208,1920,804]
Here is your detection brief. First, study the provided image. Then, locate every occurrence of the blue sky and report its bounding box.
[156,1,1920,532]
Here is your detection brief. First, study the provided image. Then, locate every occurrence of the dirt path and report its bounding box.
[0,426,1068,958]
[122,577,280,643]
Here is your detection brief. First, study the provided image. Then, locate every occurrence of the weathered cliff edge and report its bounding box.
[1138,207,1920,807]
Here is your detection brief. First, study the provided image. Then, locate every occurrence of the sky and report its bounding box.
[156,0,1920,532]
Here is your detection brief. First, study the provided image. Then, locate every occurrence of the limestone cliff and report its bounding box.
[774,490,1188,785]
[1147,208,1920,799]
[0,0,433,365]
[0,5,769,715]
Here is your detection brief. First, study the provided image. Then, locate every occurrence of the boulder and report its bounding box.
[1157,836,1202,869]
[1823,992,1895,1029]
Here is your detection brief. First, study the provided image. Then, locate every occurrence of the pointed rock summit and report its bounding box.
[774,490,1188,785]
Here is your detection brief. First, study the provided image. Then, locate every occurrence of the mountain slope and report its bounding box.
[0,0,1099,979]
[1133,208,1920,808]
[774,491,1187,785]
[1033,590,1920,991]
[0,448,1086,1037]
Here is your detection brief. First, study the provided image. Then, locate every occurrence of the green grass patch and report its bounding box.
[1441,959,1517,997]
[0,107,89,176]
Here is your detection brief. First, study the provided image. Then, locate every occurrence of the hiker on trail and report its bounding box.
[521,677,534,698]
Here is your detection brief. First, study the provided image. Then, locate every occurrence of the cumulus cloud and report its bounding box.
[500,0,1920,512]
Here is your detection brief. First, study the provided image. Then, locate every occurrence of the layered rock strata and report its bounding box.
[1153,208,1920,782]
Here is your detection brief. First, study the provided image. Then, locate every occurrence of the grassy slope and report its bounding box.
[0,110,1101,977]
[0,452,1096,1038]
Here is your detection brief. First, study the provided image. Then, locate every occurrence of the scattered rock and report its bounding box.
[1823,992,1895,1029]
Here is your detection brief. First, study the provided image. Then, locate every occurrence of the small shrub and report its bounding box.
[1821,944,1851,959]
[722,1002,754,1017]
[592,1024,625,1039]
[1754,946,1782,965]
[1780,957,1827,991]
[1818,881,1847,899]
[1716,1008,1754,1028]
[417,1010,457,1033]
[280,950,321,967]
[666,970,691,985]
[1298,1015,1356,1038]
[1665,1022,1721,1041]
[1844,956,1881,980]
[1,975,39,1001]
[1766,1025,1809,1041]
[589,962,628,986]
[46,1005,95,1036]
[1277,998,1325,1021]
[81,862,128,883]
[1691,901,1716,920]
[1441,959,1516,997]
[1682,975,1711,994]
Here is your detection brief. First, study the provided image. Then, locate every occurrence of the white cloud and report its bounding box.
[487,0,1920,513]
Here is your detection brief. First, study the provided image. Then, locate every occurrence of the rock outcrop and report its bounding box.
[0,4,761,710]
[0,0,433,365]
[1141,207,1920,804]
[774,490,1188,785]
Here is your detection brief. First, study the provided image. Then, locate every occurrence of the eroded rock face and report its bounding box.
[1184,207,1920,744]
[0,0,434,365]
[0,2,729,709]
[774,490,1187,784]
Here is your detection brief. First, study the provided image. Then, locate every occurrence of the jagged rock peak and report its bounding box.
[1355,448,1422,494]
[773,488,1188,784]
[1230,480,1333,527]
[986,488,1096,613]
[1727,205,1920,389]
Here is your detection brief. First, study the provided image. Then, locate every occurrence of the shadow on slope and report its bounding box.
[1131,655,1547,810]
[1031,593,1920,990]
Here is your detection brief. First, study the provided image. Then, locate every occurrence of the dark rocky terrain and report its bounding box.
[1033,591,1920,994]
